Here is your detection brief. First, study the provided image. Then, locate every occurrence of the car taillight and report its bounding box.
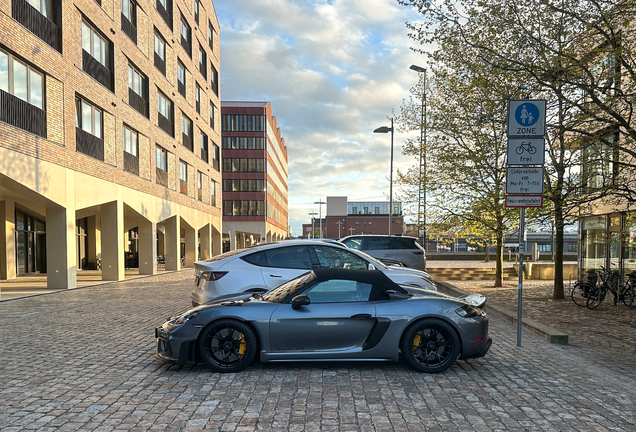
[200,271,228,281]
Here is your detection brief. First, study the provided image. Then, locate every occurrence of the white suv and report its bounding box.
[192,240,435,306]
[339,235,426,270]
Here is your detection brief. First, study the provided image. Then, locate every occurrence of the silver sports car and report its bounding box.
[155,268,492,373]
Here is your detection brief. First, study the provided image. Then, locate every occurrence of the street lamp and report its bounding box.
[313,199,326,238]
[308,212,318,238]
[410,64,427,251]
[373,119,394,236]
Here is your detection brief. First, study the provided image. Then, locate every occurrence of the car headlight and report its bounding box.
[455,305,483,318]
[173,311,200,324]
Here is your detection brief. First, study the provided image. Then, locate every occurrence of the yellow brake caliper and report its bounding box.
[412,331,422,352]
[238,332,247,357]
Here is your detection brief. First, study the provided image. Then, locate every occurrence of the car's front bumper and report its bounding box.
[154,324,199,365]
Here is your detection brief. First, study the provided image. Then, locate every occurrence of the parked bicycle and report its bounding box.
[571,271,598,307]
[586,266,635,309]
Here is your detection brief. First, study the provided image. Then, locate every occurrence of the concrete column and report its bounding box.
[199,224,212,260]
[101,200,125,281]
[165,215,180,271]
[1,199,16,280]
[46,204,77,289]
[212,226,221,257]
[138,220,157,275]
[184,223,196,267]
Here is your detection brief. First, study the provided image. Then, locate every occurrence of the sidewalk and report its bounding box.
[430,261,636,376]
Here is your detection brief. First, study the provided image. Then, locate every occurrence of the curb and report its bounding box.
[436,281,569,345]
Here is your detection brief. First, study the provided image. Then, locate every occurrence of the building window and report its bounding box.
[583,133,618,190]
[180,14,191,56]
[128,63,148,117]
[582,216,605,272]
[75,96,104,160]
[222,159,265,173]
[123,124,139,175]
[195,83,201,113]
[200,130,208,163]
[567,243,578,253]
[179,160,188,194]
[156,0,172,28]
[224,179,265,192]
[0,49,43,109]
[223,201,265,216]
[194,0,199,24]
[156,145,168,186]
[82,20,113,89]
[211,180,217,206]
[157,90,174,136]
[14,0,62,52]
[222,114,264,131]
[212,143,220,171]
[209,101,216,129]
[154,30,167,75]
[208,21,215,50]
[0,49,46,137]
[121,0,137,43]
[182,113,192,151]
[198,44,207,78]
[211,63,218,96]
[197,171,203,201]
[177,60,186,97]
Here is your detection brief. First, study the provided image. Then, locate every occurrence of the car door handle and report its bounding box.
[269,274,282,278]
[350,313,372,319]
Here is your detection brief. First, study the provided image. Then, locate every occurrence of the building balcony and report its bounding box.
[0,89,47,138]
[76,127,104,161]
[83,50,112,91]
[13,0,62,53]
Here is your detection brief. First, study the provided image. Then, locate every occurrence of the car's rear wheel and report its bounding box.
[401,319,460,373]
[198,319,256,373]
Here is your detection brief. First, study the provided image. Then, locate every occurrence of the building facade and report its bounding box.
[221,101,288,249]
[0,0,223,288]
[303,196,404,240]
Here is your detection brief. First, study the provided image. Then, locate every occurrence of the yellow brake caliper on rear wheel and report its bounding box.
[238,332,247,357]
[412,331,422,352]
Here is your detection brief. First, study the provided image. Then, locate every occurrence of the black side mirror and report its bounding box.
[291,294,310,310]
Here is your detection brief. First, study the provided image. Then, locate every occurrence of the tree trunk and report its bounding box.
[553,201,565,299]
[495,233,503,288]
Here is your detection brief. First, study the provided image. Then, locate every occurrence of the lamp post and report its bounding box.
[314,199,326,238]
[373,119,394,236]
[336,219,345,239]
[410,64,427,251]
[308,212,318,238]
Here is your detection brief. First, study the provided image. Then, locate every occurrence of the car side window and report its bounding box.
[366,237,392,250]
[342,238,363,250]
[265,246,312,269]
[303,280,373,303]
[390,238,417,250]
[242,251,267,266]
[312,246,368,270]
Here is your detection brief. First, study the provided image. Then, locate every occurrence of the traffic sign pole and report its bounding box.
[518,208,525,347]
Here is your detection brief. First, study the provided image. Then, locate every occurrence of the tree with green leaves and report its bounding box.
[397,0,633,298]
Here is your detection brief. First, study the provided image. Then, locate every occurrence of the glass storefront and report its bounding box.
[581,212,636,280]
[15,210,46,274]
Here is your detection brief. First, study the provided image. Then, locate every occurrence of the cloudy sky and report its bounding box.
[214,0,428,235]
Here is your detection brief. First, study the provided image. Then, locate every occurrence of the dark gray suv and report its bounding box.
[339,235,426,271]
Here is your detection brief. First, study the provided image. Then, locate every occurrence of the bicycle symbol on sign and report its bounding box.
[515,141,537,155]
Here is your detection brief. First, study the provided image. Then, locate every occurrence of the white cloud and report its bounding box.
[215,0,428,235]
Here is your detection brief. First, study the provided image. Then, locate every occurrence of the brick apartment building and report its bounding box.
[221,101,288,249]
[0,0,222,288]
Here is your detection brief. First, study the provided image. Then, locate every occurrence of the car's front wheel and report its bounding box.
[401,319,460,373]
[198,319,257,373]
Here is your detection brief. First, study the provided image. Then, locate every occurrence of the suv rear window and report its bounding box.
[390,237,419,249]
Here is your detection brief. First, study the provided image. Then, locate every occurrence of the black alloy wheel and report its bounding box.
[401,319,460,373]
[198,319,257,373]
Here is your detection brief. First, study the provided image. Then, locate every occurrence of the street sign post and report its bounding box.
[506,167,544,194]
[505,195,544,208]
[507,138,545,165]
[507,99,546,137]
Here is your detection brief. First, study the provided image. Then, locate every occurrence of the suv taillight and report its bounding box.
[200,271,228,281]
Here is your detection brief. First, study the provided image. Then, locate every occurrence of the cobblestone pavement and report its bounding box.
[1,269,636,431]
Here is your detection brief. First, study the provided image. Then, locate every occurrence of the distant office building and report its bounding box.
[221,101,288,249]
[302,196,404,239]
[0,0,223,288]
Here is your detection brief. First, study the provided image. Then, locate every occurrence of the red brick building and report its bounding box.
[221,101,288,249]
[0,0,222,288]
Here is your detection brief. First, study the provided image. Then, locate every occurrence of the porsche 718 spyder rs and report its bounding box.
[155,268,492,373]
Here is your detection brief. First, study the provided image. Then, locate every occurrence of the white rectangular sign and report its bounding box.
[505,195,544,208]
[507,99,546,137]
[507,138,545,165]
[506,167,544,194]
